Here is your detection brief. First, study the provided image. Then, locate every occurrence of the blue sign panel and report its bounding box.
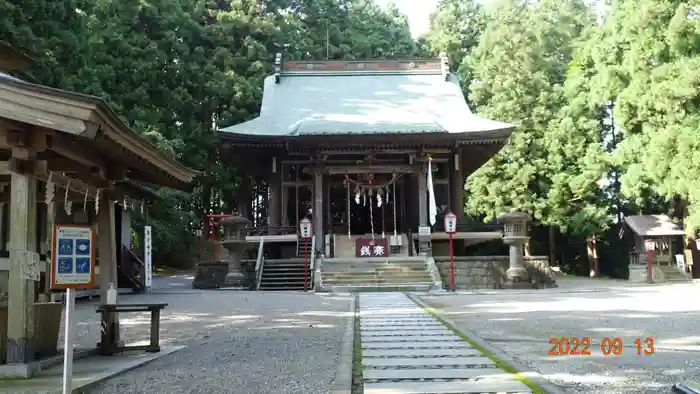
[75,239,91,256]
[52,225,96,289]
[57,257,74,274]
[58,239,74,255]
[75,258,91,274]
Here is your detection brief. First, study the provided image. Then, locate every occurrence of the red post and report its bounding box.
[303,240,309,291]
[647,249,653,283]
[449,232,455,291]
[197,231,201,260]
[210,221,215,260]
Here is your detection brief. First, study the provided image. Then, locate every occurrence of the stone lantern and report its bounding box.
[498,211,532,287]
[218,214,252,287]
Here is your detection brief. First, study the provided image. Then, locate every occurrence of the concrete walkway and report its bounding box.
[359,293,531,393]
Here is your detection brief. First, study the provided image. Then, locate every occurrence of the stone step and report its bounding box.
[259,286,307,291]
[329,283,431,292]
[261,276,308,282]
[323,267,428,275]
[323,266,428,274]
[323,272,431,279]
[323,277,431,284]
[264,258,306,264]
[263,266,306,272]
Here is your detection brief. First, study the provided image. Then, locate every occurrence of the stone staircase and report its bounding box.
[259,258,312,291]
[658,265,692,282]
[318,257,439,292]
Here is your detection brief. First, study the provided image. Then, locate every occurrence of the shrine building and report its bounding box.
[216,53,545,291]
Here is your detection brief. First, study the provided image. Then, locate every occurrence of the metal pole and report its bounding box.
[647,249,653,283]
[62,288,76,394]
[450,232,455,291]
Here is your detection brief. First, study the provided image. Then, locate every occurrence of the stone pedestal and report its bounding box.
[498,212,532,287]
[219,215,252,288]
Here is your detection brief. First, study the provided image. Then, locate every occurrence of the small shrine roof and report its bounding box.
[219,58,514,141]
[624,214,685,237]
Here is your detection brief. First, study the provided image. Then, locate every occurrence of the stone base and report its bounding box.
[502,281,534,290]
[0,362,39,378]
[0,348,96,378]
[192,260,229,289]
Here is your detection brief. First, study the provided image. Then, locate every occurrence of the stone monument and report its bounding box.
[498,211,532,289]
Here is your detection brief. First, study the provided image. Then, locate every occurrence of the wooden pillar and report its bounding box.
[98,193,118,301]
[416,163,430,254]
[449,151,464,217]
[268,158,281,227]
[42,201,56,300]
[6,149,38,367]
[237,177,251,220]
[97,192,119,345]
[281,185,289,227]
[313,168,323,252]
[417,168,427,228]
[121,208,132,249]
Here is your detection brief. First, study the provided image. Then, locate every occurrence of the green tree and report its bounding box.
[423,0,486,103]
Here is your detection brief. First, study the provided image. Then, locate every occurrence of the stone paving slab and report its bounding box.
[360,322,444,327]
[363,356,494,367]
[363,367,511,380]
[362,334,462,342]
[361,315,427,319]
[361,329,453,336]
[363,348,483,357]
[361,318,437,323]
[358,293,532,394]
[362,341,474,349]
[360,325,445,331]
[363,380,531,394]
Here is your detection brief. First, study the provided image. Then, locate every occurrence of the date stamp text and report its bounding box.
[548,336,655,356]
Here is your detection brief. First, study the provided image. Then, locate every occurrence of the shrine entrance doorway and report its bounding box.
[329,173,406,237]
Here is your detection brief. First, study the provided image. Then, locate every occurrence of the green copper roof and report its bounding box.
[219,58,514,138]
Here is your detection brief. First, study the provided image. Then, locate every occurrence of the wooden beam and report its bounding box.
[47,134,106,172]
[46,157,90,173]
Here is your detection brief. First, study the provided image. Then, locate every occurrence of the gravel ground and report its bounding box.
[62,275,353,394]
[417,281,700,394]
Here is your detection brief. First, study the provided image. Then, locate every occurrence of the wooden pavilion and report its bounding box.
[0,43,197,376]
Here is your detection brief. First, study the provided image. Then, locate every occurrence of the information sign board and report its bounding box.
[144,226,153,291]
[51,225,96,289]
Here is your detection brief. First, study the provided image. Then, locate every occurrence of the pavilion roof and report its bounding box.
[0,71,198,190]
[219,57,514,142]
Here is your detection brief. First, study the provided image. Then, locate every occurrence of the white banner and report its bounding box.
[144,226,152,288]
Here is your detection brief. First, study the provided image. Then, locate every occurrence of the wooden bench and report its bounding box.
[96,303,167,356]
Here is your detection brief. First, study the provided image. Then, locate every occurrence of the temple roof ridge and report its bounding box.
[219,55,515,141]
[279,58,445,77]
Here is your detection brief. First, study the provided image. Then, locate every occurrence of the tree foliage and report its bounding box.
[0,0,417,266]
[4,0,700,276]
